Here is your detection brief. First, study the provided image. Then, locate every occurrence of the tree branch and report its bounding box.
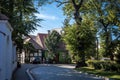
[72,0,77,8]
[72,0,83,10]
[99,19,109,30]
[54,0,70,7]
[78,0,83,9]
[115,33,120,40]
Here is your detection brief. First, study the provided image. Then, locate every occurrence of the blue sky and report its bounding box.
[30,3,65,35]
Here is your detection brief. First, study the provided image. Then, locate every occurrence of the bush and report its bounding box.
[115,53,120,64]
[87,60,120,72]
[93,62,102,69]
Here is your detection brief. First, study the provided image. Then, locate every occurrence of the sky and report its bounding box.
[30,3,66,35]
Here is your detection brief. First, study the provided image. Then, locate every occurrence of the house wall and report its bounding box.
[0,31,6,80]
[12,44,17,72]
[0,20,17,80]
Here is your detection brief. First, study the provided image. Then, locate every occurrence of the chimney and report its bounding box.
[48,30,51,35]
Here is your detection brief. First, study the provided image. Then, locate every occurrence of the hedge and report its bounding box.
[87,60,120,72]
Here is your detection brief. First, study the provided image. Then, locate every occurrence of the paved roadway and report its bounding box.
[31,64,105,80]
[13,64,37,80]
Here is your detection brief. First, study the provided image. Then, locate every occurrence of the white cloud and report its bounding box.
[35,13,58,20]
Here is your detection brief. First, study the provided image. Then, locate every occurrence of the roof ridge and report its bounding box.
[29,37,42,49]
[0,13,9,20]
[37,33,48,35]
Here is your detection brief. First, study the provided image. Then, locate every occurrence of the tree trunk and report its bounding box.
[71,0,83,25]
[96,37,99,60]
[75,61,87,68]
[110,54,114,61]
[55,54,59,63]
[75,52,87,68]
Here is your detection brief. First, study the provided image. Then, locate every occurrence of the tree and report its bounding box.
[49,0,97,67]
[114,41,120,64]
[63,14,96,67]
[52,0,88,67]
[83,0,120,60]
[45,30,61,63]
[0,0,44,53]
[54,0,120,62]
[23,42,35,63]
[52,0,84,25]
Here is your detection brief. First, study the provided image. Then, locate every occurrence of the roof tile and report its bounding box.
[0,13,9,20]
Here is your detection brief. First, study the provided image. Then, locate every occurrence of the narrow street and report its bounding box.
[13,64,38,80]
[31,64,104,80]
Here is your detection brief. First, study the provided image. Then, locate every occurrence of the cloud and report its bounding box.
[35,13,58,20]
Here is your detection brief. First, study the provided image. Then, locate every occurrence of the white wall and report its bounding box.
[12,44,17,71]
[0,20,17,80]
[0,32,6,80]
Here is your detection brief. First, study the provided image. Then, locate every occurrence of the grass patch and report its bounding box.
[75,67,120,80]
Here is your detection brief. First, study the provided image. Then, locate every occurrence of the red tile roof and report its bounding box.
[24,38,42,50]
[25,33,48,50]
[36,33,48,50]
[29,38,42,49]
[29,35,36,41]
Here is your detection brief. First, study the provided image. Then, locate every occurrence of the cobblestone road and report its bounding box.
[31,64,105,80]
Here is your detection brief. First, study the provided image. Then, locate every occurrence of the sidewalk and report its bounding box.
[12,64,36,80]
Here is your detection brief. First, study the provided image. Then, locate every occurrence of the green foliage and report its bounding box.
[51,0,120,65]
[0,0,44,53]
[113,41,120,63]
[81,0,120,60]
[63,14,96,63]
[59,52,71,64]
[23,42,36,53]
[45,30,61,55]
[62,0,86,19]
[62,2,74,18]
[45,30,62,63]
[23,42,36,63]
[87,60,120,72]
[76,67,120,80]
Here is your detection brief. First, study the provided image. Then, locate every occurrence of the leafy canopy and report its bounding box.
[45,30,61,55]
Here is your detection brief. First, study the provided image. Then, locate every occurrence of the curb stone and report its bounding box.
[26,65,40,80]
[26,68,34,80]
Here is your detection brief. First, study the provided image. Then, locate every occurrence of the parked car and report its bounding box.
[32,56,41,64]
